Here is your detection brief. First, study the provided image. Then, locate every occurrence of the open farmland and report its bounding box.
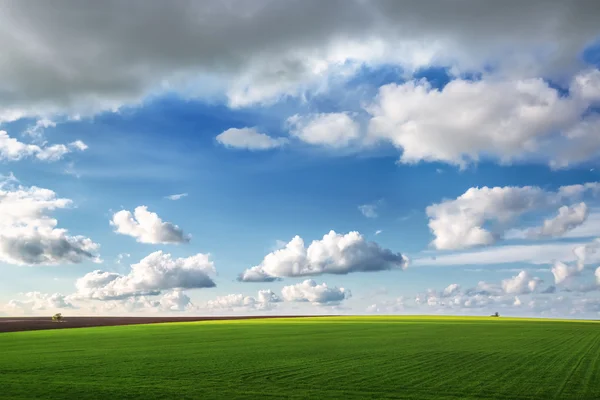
[0,316,599,399]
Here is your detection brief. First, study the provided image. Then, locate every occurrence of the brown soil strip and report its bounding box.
[0,315,327,333]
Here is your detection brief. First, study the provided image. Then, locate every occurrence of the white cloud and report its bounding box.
[551,261,581,285]
[23,119,56,139]
[510,202,589,239]
[165,193,188,201]
[534,202,589,238]
[414,270,542,312]
[550,238,600,285]
[238,230,407,282]
[159,289,193,312]
[414,242,586,267]
[442,283,461,297]
[111,206,189,244]
[565,211,600,238]
[375,230,383,236]
[358,204,378,218]
[216,127,287,150]
[0,130,87,162]
[281,279,350,305]
[74,251,215,300]
[426,183,598,250]
[367,71,600,168]
[287,113,360,148]
[6,292,74,312]
[0,174,100,265]
[571,69,600,103]
[596,267,600,285]
[501,271,541,294]
[206,289,281,311]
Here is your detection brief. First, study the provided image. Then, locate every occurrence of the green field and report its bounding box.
[1,316,599,399]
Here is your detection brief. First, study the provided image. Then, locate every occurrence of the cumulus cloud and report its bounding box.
[367,69,600,168]
[501,271,541,294]
[442,283,461,297]
[511,202,588,239]
[6,292,74,312]
[165,193,188,201]
[551,261,581,286]
[286,113,360,148]
[281,279,350,305]
[0,130,87,162]
[159,289,193,312]
[414,270,542,312]
[206,289,281,311]
[0,174,100,265]
[111,206,190,244]
[550,238,600,285]
[0,1,597,121]
[74,251,215,300]
[426,183,598,250]
[596,267,600,285]
[216,127,287,150]
[238,230,407,282]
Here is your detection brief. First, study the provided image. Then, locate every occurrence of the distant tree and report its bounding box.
[491,312,500,317]
[52,313,63,322]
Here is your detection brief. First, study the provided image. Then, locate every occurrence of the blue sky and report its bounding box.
[1,1,600,317]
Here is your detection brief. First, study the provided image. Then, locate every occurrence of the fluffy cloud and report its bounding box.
[550,238,600,285]
[6,292,74,312]
[367,70,600,168]
[426,183,598,250]
[414,270,542,312]
[0,175,99,265]
[159,289,193,312]
[111,206,190,244]
[216,127,287,150]
[165,193,188,201]
[514,203,588,239]
[442,283,461,297]
[286,113,360,148]
[596,267,600,285]
[281,279,350,305]
[238,230,407,282]
[551,261,582,285]
[0,1,596,121]
[74,251,215,300]
[206,289,281,311]
[501,271,541,294]
[0,130,87,162]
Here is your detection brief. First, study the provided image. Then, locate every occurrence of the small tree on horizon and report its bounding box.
[52,313,63,322]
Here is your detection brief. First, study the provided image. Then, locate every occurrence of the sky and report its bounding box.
[2,0,600,318]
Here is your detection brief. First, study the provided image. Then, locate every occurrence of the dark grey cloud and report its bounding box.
[0,0,597,119]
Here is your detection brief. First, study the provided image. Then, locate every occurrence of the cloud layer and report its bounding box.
[0,1,598,121]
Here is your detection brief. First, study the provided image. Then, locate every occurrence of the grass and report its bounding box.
[0,316,599,399]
